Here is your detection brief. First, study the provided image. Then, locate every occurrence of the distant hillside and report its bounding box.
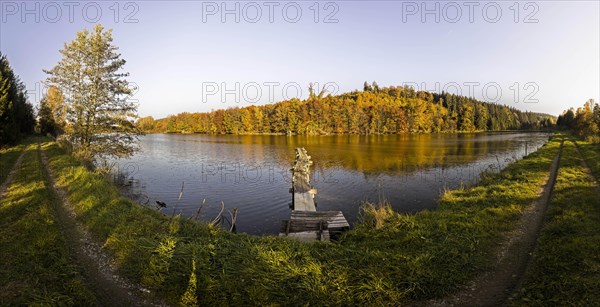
[137,84,555,135]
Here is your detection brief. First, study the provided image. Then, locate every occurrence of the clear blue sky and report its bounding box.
[1,1,598,118]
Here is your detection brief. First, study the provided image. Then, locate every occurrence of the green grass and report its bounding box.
[0,142,26,184]
[578,141,600,180]
[40,134,562,305]
[513,139,600,306]
[0,141,97,305]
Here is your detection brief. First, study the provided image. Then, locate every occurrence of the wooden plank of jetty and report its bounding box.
[280,211,350,242]
[290,148,317,211]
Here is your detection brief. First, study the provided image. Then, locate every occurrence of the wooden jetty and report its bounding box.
[280,148,349,242]
[280,211,349,241]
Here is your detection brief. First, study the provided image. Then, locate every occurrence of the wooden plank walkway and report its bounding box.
[281,148,350,242]
[279,211,350,242]
[290,148,317,211]
[291,191,317,211]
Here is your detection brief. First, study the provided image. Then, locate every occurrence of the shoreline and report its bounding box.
[2,134,597,305]
[140,129,555,136]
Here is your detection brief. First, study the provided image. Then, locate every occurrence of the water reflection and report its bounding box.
[114,132,550,235]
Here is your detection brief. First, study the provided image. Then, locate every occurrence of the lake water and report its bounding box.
[115,132,550,235]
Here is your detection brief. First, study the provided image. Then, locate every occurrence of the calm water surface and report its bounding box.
[116,132,550,235]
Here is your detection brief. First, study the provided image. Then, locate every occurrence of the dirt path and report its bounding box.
[0,150,25,198]
[429,139,564,307]
[38,144,165,306]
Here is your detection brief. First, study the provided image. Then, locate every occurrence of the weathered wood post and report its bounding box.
[290,148,317,211]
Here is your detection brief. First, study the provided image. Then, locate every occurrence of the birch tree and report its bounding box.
[45,24,139,161]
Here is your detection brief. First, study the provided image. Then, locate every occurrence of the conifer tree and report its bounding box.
[0,53,35,146]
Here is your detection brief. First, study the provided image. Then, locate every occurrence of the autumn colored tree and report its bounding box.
[141,83,555,136]
[474,103,489,131]
[38,86,67,136]
[574,99,599,142]
[557,108,575,129]
[38,95,57,136]
[594,103,600,129]
[557,100,599,142]
[136,116,156,132]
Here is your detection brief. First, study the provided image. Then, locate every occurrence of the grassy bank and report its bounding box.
[514,139,600,305]
[39,134,562,305]
[0,141,96,305]
[0,143,25,184]
[578,141,600,179]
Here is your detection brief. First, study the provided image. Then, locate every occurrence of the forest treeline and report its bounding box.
[556,99,600,142]
[0,53,36,146]
[137,83,555,135]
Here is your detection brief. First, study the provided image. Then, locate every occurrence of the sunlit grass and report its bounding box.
[358,200,395,229]
[0,143,25,184]
[514,139,600,305]
[142,217,180,288]
[0,141,96,305]
[579,141,600,180]
[38,134,563,305]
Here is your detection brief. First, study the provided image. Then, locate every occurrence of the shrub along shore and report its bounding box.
[34,134,563,305]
